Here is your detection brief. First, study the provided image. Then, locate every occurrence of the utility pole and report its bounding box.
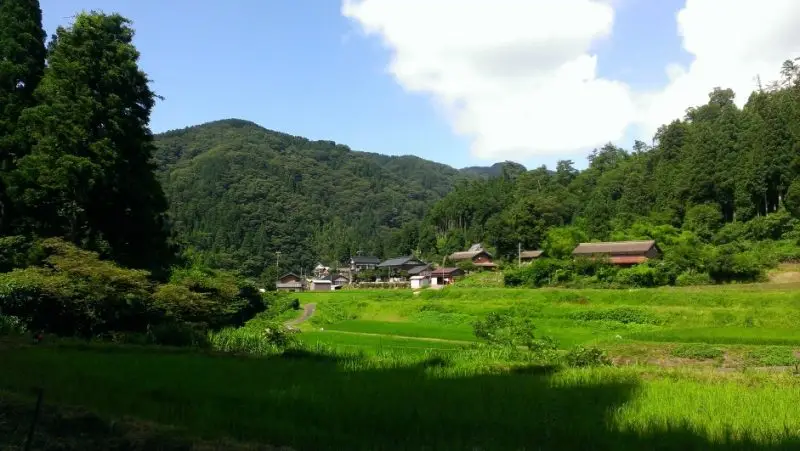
[518,242,521,266]
[275,251,281,273]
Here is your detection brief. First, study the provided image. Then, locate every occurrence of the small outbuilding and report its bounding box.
[310,279,332,291]
[430,267,465,287]
[519,250,543,264]
[410,275,430,290]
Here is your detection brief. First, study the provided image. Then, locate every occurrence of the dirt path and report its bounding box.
[317,329,474,345]
[285,303,317,328]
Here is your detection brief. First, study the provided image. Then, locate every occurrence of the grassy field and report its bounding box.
[3,283,800,449]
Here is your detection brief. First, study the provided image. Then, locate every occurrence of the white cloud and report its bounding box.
[342,0,635,160]
[343,0,800,161]
[638,0,800,138]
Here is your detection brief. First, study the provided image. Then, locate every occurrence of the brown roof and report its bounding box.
[449,250,492,261]
[431,267,464,276]
[572,240,657,255]
[520,250,543,259]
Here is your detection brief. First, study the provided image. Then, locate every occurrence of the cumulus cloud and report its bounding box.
[638,0,800,137]
[342,0,635,160]
[343,0,800,161]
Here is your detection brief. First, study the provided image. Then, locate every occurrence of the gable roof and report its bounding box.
[277,272,301,282]
[467,243,484,252]
[449,249,492,261]
[378,256,421,267]
[572,240,657,255]
[407,265,432,276]
[318,273,349,282]
[431,267,464,276]
[520,250,543,259]
[350,256,380,265]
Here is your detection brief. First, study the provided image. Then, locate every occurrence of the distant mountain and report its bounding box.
[460,161,527,179]
[153,119,477,277]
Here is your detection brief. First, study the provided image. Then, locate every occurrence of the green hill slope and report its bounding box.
[153,119,473,278]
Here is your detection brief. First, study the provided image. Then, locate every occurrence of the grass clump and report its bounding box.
[746,347,800,366]
[570,307,663,325]
[671,343,724,360]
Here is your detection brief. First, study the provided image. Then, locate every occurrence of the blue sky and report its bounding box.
[40,0,693,170]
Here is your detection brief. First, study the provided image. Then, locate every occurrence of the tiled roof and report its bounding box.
[431,267,463,276]
[520,250,543,259]
[378,256,420,267]
[351,256,380,265]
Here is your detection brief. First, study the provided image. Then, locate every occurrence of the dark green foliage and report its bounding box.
[785,180,800,218]
[746,347,799,367]
[5,12,173,274]
[671,344,723,360]
[564,346,611,367]
[0,314,26,335]
[0,238,156,337]
[0,0,46,232]
[472,311,556,351]
[153,119,473,274]
[152,266,266,330]
[570,307,662,325]
[684,204,724,241]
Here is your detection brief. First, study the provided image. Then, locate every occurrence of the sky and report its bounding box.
[39,0,800,170]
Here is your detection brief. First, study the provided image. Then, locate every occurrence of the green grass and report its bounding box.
[1,344,800,450]
[629,327,800,346]
[298,330,468,352]
[321,320,476,342]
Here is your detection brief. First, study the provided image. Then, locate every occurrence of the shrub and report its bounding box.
[683,204,723,241]
[148,322,210,348]
[746,347,799,366]
[675,271,713,286]
[615,265,661,288]
[570,307,661,325]
[671,343,723,360]
[0,239,156,337]
[473,312,557,351]
[153,266,266,330]
[565,346,611,367]
[0,315,26,335]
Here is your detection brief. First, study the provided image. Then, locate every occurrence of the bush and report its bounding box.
[570,307,661,325]
[473,312,556,351]
[0,239,156,337]
[615,265,661,287]
[565,346,611,367]
[706,245,765,283]
[671,343,723,360]
[148,322,210,348]
[153,266,266,330]
[746,347,799,366]
[675,271,713,286]
[0,315,26,335]
[683,204,723,241]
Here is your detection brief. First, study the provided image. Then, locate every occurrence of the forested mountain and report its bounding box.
[153,119,475,278]
[460,162,527,179]
[421,60,800,262]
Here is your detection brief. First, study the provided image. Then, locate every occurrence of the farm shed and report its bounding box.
[571,240,661,265]
[431,268,465,286]
[410,275,430,290]
[520,250,543,263]
[310,280,333,291]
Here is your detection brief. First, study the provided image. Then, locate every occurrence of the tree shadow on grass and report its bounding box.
[1,346,799,450]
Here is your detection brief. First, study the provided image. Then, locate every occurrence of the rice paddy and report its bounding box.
[3,283,800,450]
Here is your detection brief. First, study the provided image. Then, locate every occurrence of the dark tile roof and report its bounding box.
[431,267,463,276]
[572,240,657,255]
[407,265,431,275]
[350,256,380,265]
[378,256,421,267]
[449,249,492,261]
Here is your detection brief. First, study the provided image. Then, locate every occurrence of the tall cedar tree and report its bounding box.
[0,0,46,232]
[7,12,174,275]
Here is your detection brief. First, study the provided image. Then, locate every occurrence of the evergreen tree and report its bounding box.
[7,12,173,273]
[0,0,46,232]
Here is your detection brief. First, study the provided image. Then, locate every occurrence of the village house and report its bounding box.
[520,250,543,264]
[407,264,432,277]
[349,256,380,272]
[431,267,464,287]
[310,273,350,291]
[275,272,306,292]
[312,263,330,279]
[448,244,496,269]
[410,275,430,290]
[377,256,426,279]
[571,240,661,266]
